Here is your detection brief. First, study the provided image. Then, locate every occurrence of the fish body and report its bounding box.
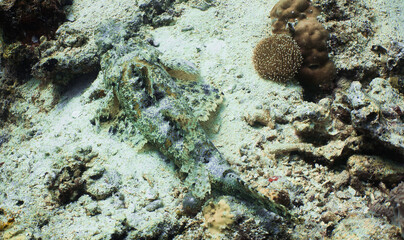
[101,39,292,220]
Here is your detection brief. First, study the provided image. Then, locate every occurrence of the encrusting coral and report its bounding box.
[253,34,303,81]
[203,199,235,236]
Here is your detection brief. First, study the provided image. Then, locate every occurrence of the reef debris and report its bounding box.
[347,155,404,185]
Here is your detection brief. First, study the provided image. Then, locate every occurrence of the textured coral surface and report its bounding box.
[253,34,302,81]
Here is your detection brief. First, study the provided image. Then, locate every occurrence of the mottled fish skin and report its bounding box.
[101,39,292,220]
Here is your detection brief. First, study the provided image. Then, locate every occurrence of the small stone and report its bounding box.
[332,170,350,190]
[145,200,163,212]
[335,190,351,200]
[181,26,194,32]
[321,211,337,223]
[268,189,290,207]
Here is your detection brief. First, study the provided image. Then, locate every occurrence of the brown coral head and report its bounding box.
[294,18,328,52]
[270,0,319,34]
[253,34,303,82]
[293,18,336,90]
[298,60,335,90]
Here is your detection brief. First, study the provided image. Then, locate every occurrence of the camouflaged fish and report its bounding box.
[100,39,292,220]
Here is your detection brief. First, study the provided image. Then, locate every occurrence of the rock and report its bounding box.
[321,211,338,223]
[268,189,291,208]
[346,79,404,156]
[388,182,404,238]
[145,200,164,212]
[331,170,350,190]
[347,155,404,185]
[331,215,401,240]
[243,108,275,128]
[84,169,121,200]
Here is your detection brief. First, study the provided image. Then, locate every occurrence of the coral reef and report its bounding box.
[346,79,404,156]
[1,42,39,80]
[0,0,70,81]
[270,0,335,90]
[32,30,100,85]
[1,0,179,84]
[253,0,335,92]
[313,0,396,83]
[270,77,404,165]
[252,34,302,82]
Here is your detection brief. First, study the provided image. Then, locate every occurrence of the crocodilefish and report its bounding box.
[100,38,292,221]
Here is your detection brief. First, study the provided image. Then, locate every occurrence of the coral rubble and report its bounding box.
[346,78,404,156]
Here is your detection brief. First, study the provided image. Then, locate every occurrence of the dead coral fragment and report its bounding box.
[253,34,303,82]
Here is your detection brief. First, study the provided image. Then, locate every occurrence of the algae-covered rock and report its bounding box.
[32,32,100,85]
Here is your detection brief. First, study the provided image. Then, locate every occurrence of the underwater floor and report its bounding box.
[1,0,404,239]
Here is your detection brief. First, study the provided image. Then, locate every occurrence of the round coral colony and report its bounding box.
[253,34,303,82]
